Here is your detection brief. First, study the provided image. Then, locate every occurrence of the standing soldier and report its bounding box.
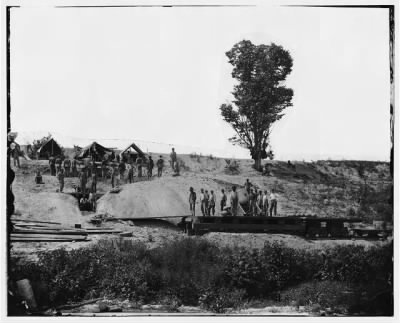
[57,168,65,193]
[208,190,216,216]
[230,186,239,216]
[156,155,164,177]
[147,156,154,179]
[101,158,108,180]
[262,190,269,216]
[71,159,77,177]
[118,160,126,183]
[220,189,227,212]
[269,189,278,216]
[11,142,20,168]
[204,190,210,216]
[199,188,206,216]
[91,170,97,193]
[127,163,134,184]
[248,188,255,216]
[35,169,43,184]
[55,156,62,174]
[89,190,96,212]
[257,190,263,215]
[87,160,92,177]
[170,148,177,173]
[244,178,252,195]
[116,167,122,187]
[63,158,71,177]
[136,156,143,178]
[49,155,56,176]
[110,166,116,188]
[189,187,197,216]
[79,167,88,194]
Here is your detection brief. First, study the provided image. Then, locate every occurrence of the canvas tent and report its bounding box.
[75,141,113,161]
[37,138,62,159]
[120,142,146,163]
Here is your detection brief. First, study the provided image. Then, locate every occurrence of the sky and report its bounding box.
[9,5,391,161]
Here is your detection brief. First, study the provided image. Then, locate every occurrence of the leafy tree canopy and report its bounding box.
[220,40,293,168]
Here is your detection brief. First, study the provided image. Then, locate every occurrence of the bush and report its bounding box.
[9,239,393,314]
[199,287,245,313]
[281,280,352,310]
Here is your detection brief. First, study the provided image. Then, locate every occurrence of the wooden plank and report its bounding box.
[13,229,87,236]
[11,237,88,242]
[12,219,62,225]
[85,230,122,234]
[106,215,189,221]
[11,234,88,240]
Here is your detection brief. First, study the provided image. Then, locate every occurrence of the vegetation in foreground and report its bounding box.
[9,238,393,315]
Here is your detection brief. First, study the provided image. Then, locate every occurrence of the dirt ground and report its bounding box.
[9,156,391,259]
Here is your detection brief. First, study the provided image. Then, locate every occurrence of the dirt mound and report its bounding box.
[14,191,82,225]
[97,175,223,224]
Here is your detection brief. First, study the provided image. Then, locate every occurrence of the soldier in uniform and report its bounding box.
[71,159,77,177]
[79,167,88,194]
[55,156,62,174]
[157,156,164,177]
[147,156,154,179]
[63,158,71,177]
[57,168,65,192]
[49,155,56,176]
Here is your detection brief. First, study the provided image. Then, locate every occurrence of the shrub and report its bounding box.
[8,238,393,314]
[199,287,245,313]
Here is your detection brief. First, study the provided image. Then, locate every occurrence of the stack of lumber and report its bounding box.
[10,219,123,242]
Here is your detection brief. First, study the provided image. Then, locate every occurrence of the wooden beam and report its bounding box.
[13,229,87,236]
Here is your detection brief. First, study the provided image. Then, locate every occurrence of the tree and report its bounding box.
[220,40,293,170]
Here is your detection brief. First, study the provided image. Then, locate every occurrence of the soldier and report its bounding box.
[199,188,206,216]
[230,186,239,216]
[147,156,154,179]
[49,155,56,176]
[89,190,96,212]
[170,148,177,170]
[91,170,97,193]
[262,190,269,216]
[220,189,227,212]
[57,168,65,193]
[110,166,116,188]
[101,158,108,180]
[11,143,20,168]
[269,189,278,216]
[244,178,252,195]
[204,190,210,216]
[189,187,197,216]
[136,156,143,178]
[71,159,77,177]
[63,158,71,177]
[257,190,263,215]
[127,163,135,184]
[118,160,126,182]
[35,169,43,184]
[156,155,164,177]
[79,167,88,194]
[208,190,216,216]
[55,156,62,174]
[248,188,256,216]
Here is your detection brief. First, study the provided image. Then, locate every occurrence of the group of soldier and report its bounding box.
[44,148,182,196]
[188,179,278,217]
[244,178,278,217]
[188,186,239,217]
